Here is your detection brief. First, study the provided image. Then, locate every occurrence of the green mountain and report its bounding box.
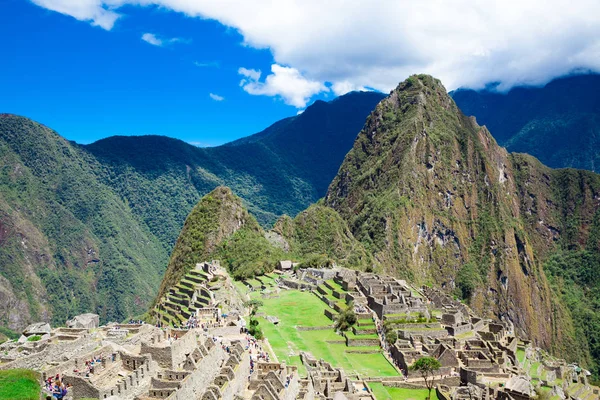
[86,90,385,239]
[324,75,600,376]
[152,187,370,319]
[0,91,382,331]
[452,74,600,172]
[0,114,168,329]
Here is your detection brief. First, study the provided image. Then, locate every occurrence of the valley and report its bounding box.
[1,74,600,400]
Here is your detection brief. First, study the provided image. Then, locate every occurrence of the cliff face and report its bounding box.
[324,75,594,352]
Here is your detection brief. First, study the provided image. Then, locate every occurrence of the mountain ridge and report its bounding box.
[0,91,383,332]
[452,73,600,172]
[324,74,599,373]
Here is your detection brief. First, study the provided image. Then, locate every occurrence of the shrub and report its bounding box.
[26,335,41,342]
[335,303,357,332]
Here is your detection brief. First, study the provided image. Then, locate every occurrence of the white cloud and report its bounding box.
[296,109,304,115]
[238,64,328,108]
[187,140,214,147]
[238,67,261,82]
[194,61,219,68]
[30,0,600,92]
[209,93,224,101]
[141,32,188,47]
[331,81,368,96]
[30,0,121,30]
[141,33,162,46]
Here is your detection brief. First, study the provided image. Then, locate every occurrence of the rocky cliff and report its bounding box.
[324,75,598,359]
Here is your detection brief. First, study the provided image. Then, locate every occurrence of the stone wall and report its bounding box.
[324,308,337,321]
[166,344,227,400]
[446,323,472,336]
[218,353,251,400]
[42,344,115,381]
[346,338,380,347]
[140,331,197,369]
[101,358,156,400]
[64,375,100,399]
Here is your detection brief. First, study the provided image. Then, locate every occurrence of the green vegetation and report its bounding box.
[26,335,41,342]
[218,222,285,280]
[243,285,397,378]
[452,74,600,173]
[0,369,40,400]
[368,382,439,400]
[454,262,478,301]
[0,327,18,341]
[412,357,442,400]
[245,299,264,340]
[0,115,167,328]
[334,303,358,332]
[544,248,600,379]
[157,187,376,305]
[0,93,382,332]
[278,204,373,271]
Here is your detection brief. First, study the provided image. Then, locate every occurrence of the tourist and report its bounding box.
[52,381,67,400]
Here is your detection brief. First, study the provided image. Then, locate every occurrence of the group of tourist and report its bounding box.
[73,354,104,377]
[185,315,200,329]
[245,334,271,376]
[354,304,368,314]
[43,374,69,400]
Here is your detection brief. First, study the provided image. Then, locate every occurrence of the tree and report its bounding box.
[334,302,357,332]
[385,330,398,345]
[244,300,264,316]
[411,356,442,400]
[244,299,264,339]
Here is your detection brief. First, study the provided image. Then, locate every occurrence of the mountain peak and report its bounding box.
[385,74,454,112]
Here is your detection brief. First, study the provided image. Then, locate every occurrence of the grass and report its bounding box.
[0,369,40,400]
[252,289,398,378]
[516,348,526,365]
[346,331,379,340]
[368,382,439,400]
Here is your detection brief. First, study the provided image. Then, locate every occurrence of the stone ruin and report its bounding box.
[2,262,599,400]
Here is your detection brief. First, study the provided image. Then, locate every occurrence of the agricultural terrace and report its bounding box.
[368,382,440,400]
[235,273,398,378]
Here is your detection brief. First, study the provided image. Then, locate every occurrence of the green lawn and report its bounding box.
[368,382,438,400]
[0,369,40,400]
[516,348,526,365]
[252,289,398,378]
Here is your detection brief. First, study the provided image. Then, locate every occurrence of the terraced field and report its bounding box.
[243,274,399,378]
[368,382,439,400]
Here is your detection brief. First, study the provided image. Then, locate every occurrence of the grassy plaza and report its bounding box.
[241,277,399,378]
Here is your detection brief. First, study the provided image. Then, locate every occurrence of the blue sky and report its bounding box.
[0,0,330,145]
[2,0,599,146]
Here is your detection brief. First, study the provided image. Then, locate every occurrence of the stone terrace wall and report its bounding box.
[99,357,156,400]
[64,375,100,399]
[0,335,98,372]
[166,344,227,400]
[217,353,251,400]
[42,344,115,381]
[140,331,197,369]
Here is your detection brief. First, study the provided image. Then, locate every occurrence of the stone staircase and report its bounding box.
[154,267,214,327]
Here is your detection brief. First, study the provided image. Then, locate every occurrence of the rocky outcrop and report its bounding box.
[324,75,595,357]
